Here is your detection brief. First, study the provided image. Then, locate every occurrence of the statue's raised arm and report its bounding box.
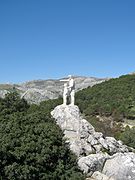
[60,79,69,82]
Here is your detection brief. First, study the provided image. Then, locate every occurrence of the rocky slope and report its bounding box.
[0,76,107,103]
[51,105,135,180]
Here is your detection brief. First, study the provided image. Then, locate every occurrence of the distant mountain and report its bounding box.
[0,76,107,104]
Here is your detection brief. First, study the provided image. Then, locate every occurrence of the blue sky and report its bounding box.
[0,0,135,83]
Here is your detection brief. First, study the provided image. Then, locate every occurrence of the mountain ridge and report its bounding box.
[0,76,108,104]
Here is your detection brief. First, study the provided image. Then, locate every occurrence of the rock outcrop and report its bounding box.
[87,171,115,180]
[0,90,8,98]
[103,152,135,180]
[51,105,135,180]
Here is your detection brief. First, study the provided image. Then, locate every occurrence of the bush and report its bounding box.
[119,126,135,149]
[0,93,84,179]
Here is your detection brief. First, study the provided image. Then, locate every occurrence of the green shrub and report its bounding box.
[0,92,84,179]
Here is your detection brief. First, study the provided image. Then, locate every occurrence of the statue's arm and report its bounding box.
[60,79,69,82]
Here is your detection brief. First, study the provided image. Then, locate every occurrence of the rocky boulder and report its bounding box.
[87,171,115,180]
[78,153,109,175]
[0,90,8,98]
[103,152,135,180]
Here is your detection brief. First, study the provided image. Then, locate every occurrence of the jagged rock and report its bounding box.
[51,105,81,133]
[78,153,109,175]
[103,152,135,180]
[0,90,9,98]
[105,137,128,154]
[51,104,135,179]
[51,105,94,156]
[91,171,115,180]
[98,137,109,150]
[51,105,128,157]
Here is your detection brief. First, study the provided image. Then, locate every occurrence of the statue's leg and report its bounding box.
[70,90,75,105]
[63,94,67,105]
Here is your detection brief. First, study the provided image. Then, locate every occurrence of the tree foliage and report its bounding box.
[0,92,84,179]
[0,91,29,115]
[118,126,135,149]
[75,74,135,138]
[76,74,135,121]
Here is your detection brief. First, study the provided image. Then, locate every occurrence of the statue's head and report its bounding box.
[68,75,72,79]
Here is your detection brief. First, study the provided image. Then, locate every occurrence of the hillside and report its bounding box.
[75,74,135,138]
[1,75,135,179]
[76,74,135,120]
[0,76,107,104]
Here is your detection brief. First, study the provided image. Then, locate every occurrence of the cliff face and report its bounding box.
[51,105,135,180]
[0,76,107,103]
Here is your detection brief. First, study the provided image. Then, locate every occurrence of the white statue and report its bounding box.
[60,75,75,105]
